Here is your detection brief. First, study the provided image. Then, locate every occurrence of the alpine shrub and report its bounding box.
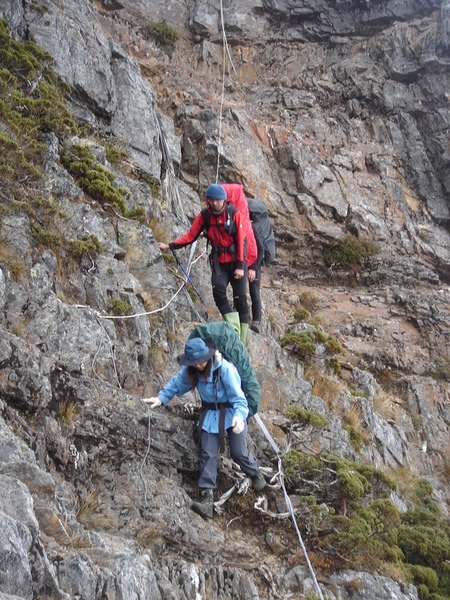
[323,235,378,269]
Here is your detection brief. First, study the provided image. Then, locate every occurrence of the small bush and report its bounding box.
[304,365,342,408]
[323,234,378,269]
[108,297,133,316]
[68,235,103,259]
[328,356,342,377]
[143,20,179,47]
[77,490,100,520]
[397,523,450,573]
[61,143,130,216]
[292,305,311,323]
[284,405,328,427]
[343,407,368,452]
[57,400,79,424]
[402,508,440,527]
[324,335,342,355]
[298,290,319,313]
[406,564,440,594]
[30,224,60,247]
[0,244,26,278]
[0,19,77,201]
[149,218,167,243]
[136,523,165,548]
[104,142,128,165]
[280,332,316,361]
[284,449,322,479]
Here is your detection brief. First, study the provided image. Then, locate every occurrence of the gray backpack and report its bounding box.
[247,198,276,265]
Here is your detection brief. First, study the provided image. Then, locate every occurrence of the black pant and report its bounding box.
[211,261,248,324]
[249,264,262,322]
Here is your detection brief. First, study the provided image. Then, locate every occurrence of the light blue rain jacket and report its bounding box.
[158,357,248,433]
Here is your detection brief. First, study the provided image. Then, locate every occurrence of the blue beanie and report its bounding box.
[205,183,227,201]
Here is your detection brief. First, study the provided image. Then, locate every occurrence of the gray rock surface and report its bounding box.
[0,0,448,598]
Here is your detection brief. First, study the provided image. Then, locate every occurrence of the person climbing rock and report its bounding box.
[246,197,276,334]
[142,337,266,518]
[248,226,264,334]
[159,183,254,344]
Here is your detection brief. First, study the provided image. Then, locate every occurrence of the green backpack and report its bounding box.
[188,321,260,416]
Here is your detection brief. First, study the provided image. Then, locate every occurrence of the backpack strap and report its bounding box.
[201,204,238,273]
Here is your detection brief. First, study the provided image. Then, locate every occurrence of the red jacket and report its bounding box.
[169,207,246,269]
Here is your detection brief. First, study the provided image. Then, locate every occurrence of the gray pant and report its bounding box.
[198,423,259,490]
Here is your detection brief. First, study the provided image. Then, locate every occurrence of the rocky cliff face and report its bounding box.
[0,1,449,599]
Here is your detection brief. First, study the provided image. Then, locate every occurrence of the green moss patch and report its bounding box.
[108,297,133,316]
[280,331,316,360]
[143,21,179,47]
[68,235,103,260]
[0,19,77,201]
[323,234,378,269]
[284,405,328,427]
[283,448,449,597]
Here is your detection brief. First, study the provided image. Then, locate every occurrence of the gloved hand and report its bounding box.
[232,415,245,435]
[214,349,222,362]
[183,402,196,414]
[142,397,162,408]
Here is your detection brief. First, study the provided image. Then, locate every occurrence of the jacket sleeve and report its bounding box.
[250,226,264,269]
[169,212,205,250]
[158,367,193,404]
[233,212,245,270]
[220,361,249,421]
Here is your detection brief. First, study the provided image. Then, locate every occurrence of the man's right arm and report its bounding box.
[159,213,205,251]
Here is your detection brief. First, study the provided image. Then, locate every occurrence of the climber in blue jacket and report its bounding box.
[142,337,266,518]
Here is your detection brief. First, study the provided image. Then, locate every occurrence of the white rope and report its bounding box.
[215,0,238,183]
[139,407,152,504]
[253,415,325,600]
[215,28,226,183]
[73,280,186,320]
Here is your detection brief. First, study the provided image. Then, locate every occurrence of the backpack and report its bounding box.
[222,183,258,267]
[247,198,276,266]
[188,321,260,416]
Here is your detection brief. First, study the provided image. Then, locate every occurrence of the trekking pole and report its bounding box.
[170,249,207,307]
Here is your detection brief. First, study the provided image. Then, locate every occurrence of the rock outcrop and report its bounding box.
[0,0,448,598]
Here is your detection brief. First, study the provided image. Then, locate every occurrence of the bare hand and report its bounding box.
[248,269,256,282]
[159,243,169,251]
[234,268,244,279]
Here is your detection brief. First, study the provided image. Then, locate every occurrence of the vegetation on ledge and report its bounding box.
[0,19,77,200]
[282,448,450,599]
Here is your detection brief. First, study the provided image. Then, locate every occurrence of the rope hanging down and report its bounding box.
[253,414,325,600]
[156,113,206,323]
[215,0,237,183]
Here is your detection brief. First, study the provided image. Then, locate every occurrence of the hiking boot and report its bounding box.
[240,322,249,345]
[223,312,241,337]
[191,489,214,518]
[251,470,266,492]
[250,321,261,333]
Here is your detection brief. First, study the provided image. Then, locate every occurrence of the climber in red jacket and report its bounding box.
[159,183,252,344]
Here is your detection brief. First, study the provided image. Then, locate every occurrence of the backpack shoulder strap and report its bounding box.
[214,365,221,397]
[202,204,237,237]
[226,202,237,216]
[201,207,210,232]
